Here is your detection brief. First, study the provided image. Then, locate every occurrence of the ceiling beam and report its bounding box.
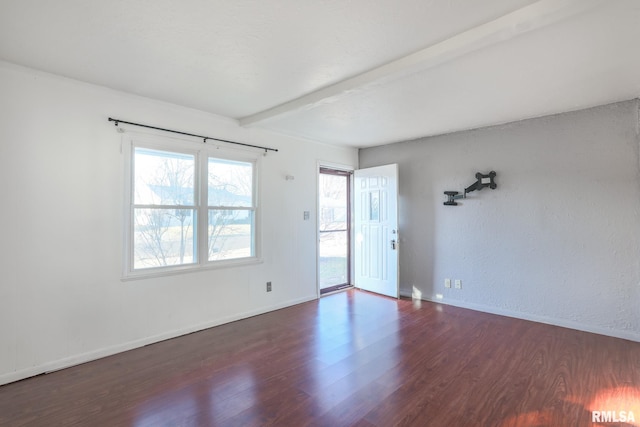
[239,0,605,127]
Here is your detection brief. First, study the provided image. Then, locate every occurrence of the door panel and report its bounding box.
[318,168,351,292]
[354,164,398,298]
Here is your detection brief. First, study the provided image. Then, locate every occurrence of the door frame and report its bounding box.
[316,161,355,298]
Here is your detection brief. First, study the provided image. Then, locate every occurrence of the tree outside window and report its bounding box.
[130,146,256,273]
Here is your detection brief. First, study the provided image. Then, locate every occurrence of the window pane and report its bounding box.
[208,209,254,261]
[135,148,195,205]
[319,173,348,231]
[134,208,196,269]
[319,230,348,288]
[208,158,253,207]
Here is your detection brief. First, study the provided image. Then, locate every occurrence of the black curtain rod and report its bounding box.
[108,117,278,152]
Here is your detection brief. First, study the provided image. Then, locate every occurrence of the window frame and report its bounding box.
[122,135,262,280]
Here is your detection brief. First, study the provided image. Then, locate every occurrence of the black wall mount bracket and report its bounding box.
[444,171,497,206]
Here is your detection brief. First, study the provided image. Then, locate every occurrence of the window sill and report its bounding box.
[121,257,264,282]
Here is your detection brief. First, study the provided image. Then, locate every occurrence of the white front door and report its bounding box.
[354,164,399,298]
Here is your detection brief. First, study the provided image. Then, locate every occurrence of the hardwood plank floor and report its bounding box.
[1,290,639,426]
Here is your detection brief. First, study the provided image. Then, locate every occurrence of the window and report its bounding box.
[125,139,259,277]
[207,158,255,261]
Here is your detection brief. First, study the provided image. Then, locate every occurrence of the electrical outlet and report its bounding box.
[444,278,451,288]
[266,281,272,292]
[455,279,462,289]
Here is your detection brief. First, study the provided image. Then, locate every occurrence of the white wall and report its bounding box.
[360,100,640,342]
[0,61,358,385]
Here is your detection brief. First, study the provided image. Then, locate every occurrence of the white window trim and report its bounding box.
[122,134,262,281]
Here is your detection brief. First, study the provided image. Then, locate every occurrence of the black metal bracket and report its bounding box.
[444,171,497,206]
[444,191,463,206]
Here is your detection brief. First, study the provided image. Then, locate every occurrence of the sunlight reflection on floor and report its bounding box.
[586,386,640,426]
[496,386,640,427]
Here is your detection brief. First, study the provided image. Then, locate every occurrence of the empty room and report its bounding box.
[1,1,639,426]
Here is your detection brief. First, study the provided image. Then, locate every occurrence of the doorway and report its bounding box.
[318,167,352,295]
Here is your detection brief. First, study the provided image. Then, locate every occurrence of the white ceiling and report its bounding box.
[0,0,639,148]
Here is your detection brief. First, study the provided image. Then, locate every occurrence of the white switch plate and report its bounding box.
[455,279,462,289]
[444,278,451,288]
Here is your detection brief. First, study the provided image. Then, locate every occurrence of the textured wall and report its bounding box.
[360,100,640,341]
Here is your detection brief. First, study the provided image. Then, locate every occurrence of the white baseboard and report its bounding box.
[400,290,640,343]
[0,294,317,386]
[5,291,637,386]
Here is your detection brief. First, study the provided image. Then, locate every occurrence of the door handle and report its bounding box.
[391,239,397,250]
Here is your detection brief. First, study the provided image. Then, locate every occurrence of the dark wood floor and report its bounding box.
[1,290,639,427]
